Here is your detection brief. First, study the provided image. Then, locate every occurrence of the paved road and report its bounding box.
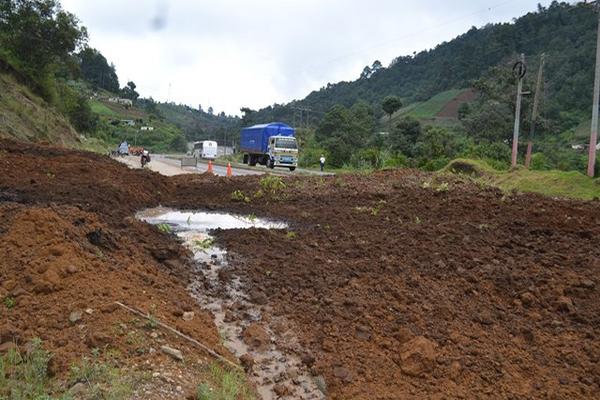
[117,154,334,177]
[157,155,263,176]
[162,154,335,177]
[116,155,263,177]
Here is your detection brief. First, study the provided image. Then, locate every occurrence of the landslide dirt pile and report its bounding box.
[0,139,172,220]
[2,139,600,399]
[0,140,232,397]
[171,172,600,399]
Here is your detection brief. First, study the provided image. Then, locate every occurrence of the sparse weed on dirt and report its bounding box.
[230,190,251,203]
[421,179,450,192]
[436,182,449,192]
[0,338,57,400]
[3,296,15,309]
[196,363,256,400]
[157,223,172,233]
[144,304,159,330]
[354,201,385,216]
[69,348,133,399]
[286,231,297,239]
[260,175,286,198]
[192,237,215,252]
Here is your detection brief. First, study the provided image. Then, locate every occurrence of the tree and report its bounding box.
[170,134,188,152]
[120,81,139,101]
[381,96,403,130]
[207,106,213,115]
[371,60,383,74]
[0,0,88,98]
[389,116,421,155]
[78,47,119,92]
[315,102,375,167]
[240,107,256,127]
[360,65,372,80]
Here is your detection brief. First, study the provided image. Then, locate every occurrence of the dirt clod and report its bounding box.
[242,323,270,351]
[399,336,438,377]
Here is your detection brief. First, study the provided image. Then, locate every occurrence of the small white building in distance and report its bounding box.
[140,126,154,131]
[108,97,133,107]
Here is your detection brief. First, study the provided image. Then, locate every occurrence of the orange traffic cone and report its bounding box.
[207,160,213,174]
[226,162,232,177]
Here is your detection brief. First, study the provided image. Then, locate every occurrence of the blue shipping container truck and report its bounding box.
[240,122,298,171]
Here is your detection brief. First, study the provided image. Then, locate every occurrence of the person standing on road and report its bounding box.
[319,154,326,172]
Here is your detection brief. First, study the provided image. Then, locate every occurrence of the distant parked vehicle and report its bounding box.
[117,141,129,156]
[192,140,218,160]
[240,122,298,171]
[128,146,144,156]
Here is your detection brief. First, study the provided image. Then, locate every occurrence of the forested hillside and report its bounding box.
[0,0,239,152]
[247,1,600,173]
[251,1,596,127]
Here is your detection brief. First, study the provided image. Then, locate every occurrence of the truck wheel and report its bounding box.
[269,159,275,169]
[249,155,257,166]
[243,154,249,164]
[289,167,296,171]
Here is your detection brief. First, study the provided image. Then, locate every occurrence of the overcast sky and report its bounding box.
[61,0,562,116]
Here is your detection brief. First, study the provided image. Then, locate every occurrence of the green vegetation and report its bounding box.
[0,339,132,400]
[192,237,215,252]
[0,338,55,400]
[3,296,15,309]
[196,364,255,400]
[0,0,223,153]
[69,349,133,399]
[247,3,600,177]
[89,100,117,117]
[397,89,463,120]
[230,190,251,203]
[156,223,172,233]
[446,158,600,200]
[259,175,286,196]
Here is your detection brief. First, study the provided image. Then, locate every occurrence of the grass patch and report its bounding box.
[444,158,600,200]
[90,100,118,117]
[69,349,133,399]
[196,363,255,400]
[0,338,56,400]
[388,89,465,124]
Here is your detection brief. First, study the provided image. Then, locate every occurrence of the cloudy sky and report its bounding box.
[61,0,560,116]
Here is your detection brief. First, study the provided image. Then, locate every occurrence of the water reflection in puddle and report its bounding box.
[138,208,325,400]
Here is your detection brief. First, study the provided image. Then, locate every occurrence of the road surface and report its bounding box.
[116,154,334,177]
[116,155,262,176]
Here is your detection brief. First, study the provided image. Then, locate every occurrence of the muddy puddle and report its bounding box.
[138,207,325,400]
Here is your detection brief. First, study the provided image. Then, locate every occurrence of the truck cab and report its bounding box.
[267,135,298,171]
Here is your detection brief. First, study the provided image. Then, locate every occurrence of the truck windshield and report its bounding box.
[275,138,297,149]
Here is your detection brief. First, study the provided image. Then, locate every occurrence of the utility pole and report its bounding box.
[525,53,545,169]
[511,53,526,168]
[588,2,600,177]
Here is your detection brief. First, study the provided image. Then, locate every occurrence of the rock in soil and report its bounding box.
[161,345,184,361]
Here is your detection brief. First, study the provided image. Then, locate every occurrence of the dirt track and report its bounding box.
[1,139,600,399]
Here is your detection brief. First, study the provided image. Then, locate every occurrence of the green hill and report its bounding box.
[252,1,597,135]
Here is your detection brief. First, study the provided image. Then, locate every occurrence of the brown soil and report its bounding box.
[436,89,478,119]
[2,139,600,399]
